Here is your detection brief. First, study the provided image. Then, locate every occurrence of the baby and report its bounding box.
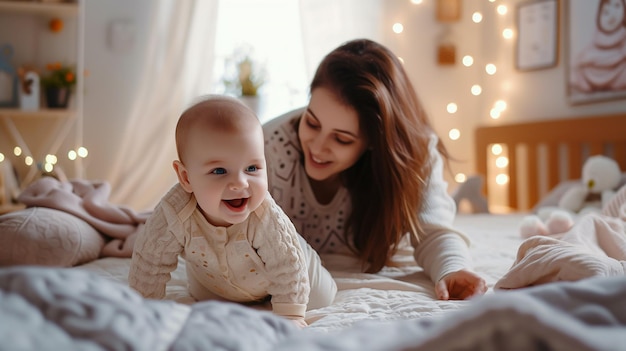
[129,95,336,327]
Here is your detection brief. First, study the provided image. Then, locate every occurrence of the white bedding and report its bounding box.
[76,213,526,331]
[4,212,626,350]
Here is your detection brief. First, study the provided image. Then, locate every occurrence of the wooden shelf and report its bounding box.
[0,1,78,17]
[0,0,84,185]
[0,107,76,119]
[0,203,26,215]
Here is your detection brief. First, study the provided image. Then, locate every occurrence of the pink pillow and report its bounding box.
[0,207,105,267]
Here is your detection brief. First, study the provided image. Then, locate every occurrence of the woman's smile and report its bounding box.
[310,153,330,166]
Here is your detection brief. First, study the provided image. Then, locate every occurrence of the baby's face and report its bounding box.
[182,123,267,226]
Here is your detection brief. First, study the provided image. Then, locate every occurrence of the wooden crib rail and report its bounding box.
[475,114,626,211]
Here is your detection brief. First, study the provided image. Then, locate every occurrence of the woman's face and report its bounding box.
[299,87,369,182]
[599,0,625,33]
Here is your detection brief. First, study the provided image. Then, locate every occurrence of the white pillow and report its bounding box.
[0,207,105,267]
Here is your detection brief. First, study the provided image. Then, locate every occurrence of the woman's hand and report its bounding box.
[435,270,487,300]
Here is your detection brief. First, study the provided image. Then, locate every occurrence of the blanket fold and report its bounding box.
[17,177,151,258]
[496,184,626,289]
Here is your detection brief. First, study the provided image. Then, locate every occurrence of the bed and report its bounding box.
[1,113,626,350]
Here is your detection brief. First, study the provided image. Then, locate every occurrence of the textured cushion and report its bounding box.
[0,207,105,267]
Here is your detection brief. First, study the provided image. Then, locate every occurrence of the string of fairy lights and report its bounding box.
[0,144,88,175]
[396,0,513,189]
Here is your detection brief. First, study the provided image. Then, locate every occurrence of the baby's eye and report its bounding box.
[211,168,227,175]
[246,165,258,172]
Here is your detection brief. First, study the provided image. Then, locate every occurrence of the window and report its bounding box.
[213,0,309,122]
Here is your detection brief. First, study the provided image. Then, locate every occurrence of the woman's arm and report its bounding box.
[412,135,486,299]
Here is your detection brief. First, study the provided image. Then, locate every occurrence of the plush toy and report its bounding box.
[519,155,622,238]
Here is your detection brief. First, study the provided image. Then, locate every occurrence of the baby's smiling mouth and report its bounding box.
[224,198,248,209]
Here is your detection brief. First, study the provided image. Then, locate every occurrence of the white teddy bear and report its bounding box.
[519,155,622,238]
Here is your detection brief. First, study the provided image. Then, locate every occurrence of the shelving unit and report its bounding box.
[0,0,85,196]
[0,1,79,15]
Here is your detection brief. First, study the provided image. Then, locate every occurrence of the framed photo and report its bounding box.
[567,0,626,105]
[515,0,559,71]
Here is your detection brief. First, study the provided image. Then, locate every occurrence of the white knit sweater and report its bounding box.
[263,109,472,283]
[128,184,310,319]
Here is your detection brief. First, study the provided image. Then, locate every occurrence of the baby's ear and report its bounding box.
[172,160,193,193]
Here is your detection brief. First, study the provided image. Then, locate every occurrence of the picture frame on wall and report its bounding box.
[567,0,626,105]
[515,0,559,71]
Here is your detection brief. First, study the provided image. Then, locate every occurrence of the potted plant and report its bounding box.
[40,62,76,108]
[222,45,266,97]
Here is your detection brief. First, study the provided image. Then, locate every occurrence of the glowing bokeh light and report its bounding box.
[502,28,514,39]
[462,55,474,67]
[471,84,482,95]
[491,144,503,155]
[495,100,507,111]
[448,128,461,140]
[77,147,89,158]
[496,156,509,168]
[455,173,467,183]
[447,102,458,114]
[472,12,483,23]
[45,154,58,165]
[490,108,501,119]
[496,173,509,185]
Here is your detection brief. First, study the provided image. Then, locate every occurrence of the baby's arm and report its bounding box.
[128,205,183,299]
[251,196,310,322]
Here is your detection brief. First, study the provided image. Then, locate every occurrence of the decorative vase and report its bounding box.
[239,95,265,120]
[45,87,70,108]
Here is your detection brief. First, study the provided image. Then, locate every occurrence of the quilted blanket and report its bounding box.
[1,265,626,351]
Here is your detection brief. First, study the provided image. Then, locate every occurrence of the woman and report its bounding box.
[263,39,486,300]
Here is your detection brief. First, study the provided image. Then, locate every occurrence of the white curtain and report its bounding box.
[107,0,218,210]
[298,0,385,80]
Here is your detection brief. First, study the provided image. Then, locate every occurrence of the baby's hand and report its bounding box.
[290,318,308,329]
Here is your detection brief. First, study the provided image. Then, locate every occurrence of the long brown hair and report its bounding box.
[309,39,450,273]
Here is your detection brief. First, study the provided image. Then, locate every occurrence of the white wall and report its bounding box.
[82,0,155,184]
